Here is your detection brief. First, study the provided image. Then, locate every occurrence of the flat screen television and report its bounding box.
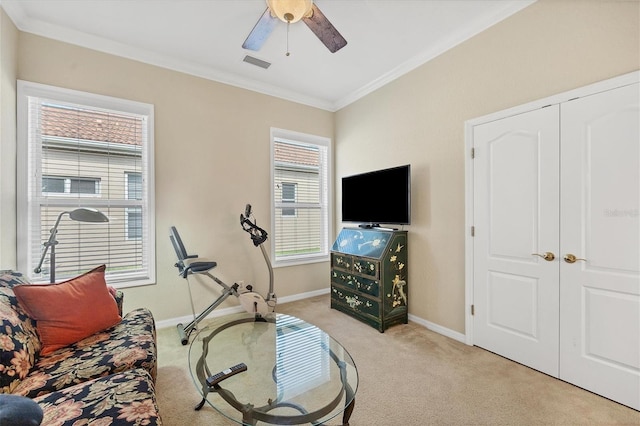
[341,164,411,228]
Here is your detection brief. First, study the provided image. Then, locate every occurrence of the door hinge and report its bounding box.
[471,304,475,316]
[471,226,475,237]
[471,148,475,159]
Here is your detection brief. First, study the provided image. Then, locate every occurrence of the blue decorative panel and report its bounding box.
[330,228,392,259]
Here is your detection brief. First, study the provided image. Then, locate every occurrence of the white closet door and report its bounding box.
[473,106,560,377]
[559,83,640,410]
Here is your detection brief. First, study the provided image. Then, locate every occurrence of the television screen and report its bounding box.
[341,164,411,226]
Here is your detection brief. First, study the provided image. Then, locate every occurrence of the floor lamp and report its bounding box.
[34,207,109,283]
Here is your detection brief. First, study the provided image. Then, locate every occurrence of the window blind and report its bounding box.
[18,81,155,286]
[272,131,330,266]
[275,315,330,399]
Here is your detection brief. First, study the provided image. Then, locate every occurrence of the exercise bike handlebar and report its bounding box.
[240,204,268,247]
[239,204,275,303]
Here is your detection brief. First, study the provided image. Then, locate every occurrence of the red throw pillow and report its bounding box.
[13,265,121,356]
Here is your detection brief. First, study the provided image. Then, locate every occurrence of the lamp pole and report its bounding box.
[34,208,109,283]
[49,238,58,284]
[34,211,67,283]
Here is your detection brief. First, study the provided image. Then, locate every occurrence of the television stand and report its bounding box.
[358,223,398,231]
[358,223,379,229]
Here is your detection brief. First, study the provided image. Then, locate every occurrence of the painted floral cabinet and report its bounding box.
[330,228,408,332]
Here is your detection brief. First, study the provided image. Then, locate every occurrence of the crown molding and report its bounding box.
[333,0,536,110]
[1,3,335,111]
[3,1,536,113]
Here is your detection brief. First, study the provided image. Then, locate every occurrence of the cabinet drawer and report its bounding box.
[331,253,353,271]
[331,285,379,318]
[352,275,379,297]
[331,269,354,290]
[331,270,380,298]
[353,258,379,279]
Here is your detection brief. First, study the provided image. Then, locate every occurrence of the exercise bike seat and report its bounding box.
[182,259,217,277]
[170,226,218,278]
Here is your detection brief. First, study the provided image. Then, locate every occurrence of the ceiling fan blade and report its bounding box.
[302,4,347,53]
[242,8,277,51]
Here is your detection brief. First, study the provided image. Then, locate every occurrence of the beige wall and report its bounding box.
[334,0,640,333]
[0,8,18,268]
[15,32,334,320]
[2,0,639,333]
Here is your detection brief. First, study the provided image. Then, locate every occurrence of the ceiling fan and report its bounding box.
[242,0,347,55]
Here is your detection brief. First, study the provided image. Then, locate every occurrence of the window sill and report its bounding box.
[272,255,329,269]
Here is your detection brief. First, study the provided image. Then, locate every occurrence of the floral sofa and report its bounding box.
[0,269,162,425]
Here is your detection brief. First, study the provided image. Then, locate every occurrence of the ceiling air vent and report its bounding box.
[243,55,271,69]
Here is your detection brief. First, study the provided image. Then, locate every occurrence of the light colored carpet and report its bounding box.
[155,294,640,425]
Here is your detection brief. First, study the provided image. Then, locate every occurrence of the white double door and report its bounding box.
[472,81,639,410]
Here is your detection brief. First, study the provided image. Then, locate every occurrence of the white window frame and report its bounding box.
[270,127,331,268]
[17,80,156,288]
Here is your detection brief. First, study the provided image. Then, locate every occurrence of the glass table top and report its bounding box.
[188,313,358,425]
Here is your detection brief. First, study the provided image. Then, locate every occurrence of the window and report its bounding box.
[42,176,101,195]
[281,182,297,217]
[125,172,142,240]
[17,81,155,287]
[271,128,331,266]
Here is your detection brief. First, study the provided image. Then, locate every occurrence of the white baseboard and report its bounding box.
[408,313,466,343]
[278,287,330,303]
[156,288,465,345]
[155,287,331,330]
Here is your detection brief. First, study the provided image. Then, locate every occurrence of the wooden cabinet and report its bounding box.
[330,228,408,332]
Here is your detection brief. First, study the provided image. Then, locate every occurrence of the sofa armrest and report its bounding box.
[109,287,124,316]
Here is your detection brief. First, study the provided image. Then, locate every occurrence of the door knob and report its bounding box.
[531,252,555,261]
[564,254,586,264]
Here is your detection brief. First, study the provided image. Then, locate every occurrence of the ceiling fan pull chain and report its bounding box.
[286,21,291,56]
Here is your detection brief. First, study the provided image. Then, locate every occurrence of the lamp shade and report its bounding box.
[68,207,109,223]
[267,0,313,23]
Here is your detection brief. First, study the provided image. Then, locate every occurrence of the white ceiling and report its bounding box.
[2,0,535,111]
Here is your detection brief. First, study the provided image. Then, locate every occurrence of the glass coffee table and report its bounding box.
[189,313,358,425]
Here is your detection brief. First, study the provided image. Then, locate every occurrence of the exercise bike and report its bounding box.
[170,204,275,345]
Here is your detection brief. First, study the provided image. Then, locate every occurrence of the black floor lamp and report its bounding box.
[34,207,109,283]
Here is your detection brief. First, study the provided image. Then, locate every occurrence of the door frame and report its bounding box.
[464,70,640,346]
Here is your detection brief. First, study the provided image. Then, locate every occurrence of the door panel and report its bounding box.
[488,132,540,258]
[487,271,539,339]
[559,83,640,410]
[584,289,639,368]
[473,106,560,377]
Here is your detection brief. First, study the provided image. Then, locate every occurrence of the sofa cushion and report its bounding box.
[0,271,42,393]
[34,368,162,425]
[14,265,121,356]
[13,308,156,399]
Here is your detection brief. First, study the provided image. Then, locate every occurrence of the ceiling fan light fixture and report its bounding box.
[266,0,313,23]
